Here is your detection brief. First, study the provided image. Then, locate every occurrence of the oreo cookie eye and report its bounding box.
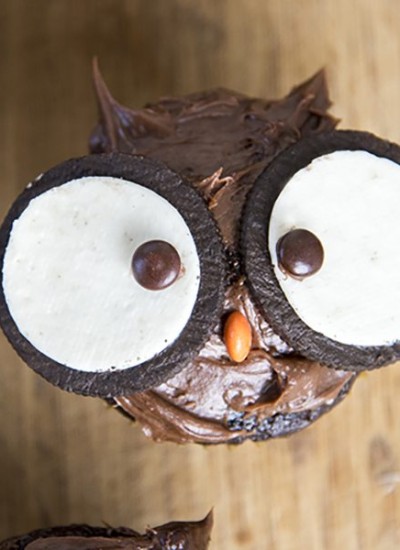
[242,130,400,371]
[0,153,225,396]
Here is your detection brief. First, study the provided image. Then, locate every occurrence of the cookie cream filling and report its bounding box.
[3,176,200,371]
[269,150,400,346]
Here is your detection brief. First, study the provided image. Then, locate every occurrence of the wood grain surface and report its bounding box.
[1,1,400,549]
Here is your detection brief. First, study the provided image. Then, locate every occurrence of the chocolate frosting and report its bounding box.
[1,514,212,550]
[90,62,355,443]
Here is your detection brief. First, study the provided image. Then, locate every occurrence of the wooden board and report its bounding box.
[1,1,400,548]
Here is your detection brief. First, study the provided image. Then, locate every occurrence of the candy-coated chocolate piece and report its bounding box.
[276,228,324,279]
[132,240,181,290]
[223,310,252,363]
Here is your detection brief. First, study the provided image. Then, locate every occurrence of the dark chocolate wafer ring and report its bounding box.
[0,153,225,397]
[242,130,400,371]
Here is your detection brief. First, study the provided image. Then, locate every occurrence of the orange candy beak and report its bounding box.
[223,310,252,363]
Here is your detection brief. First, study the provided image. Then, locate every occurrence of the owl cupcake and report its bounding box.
[0,513,212,549]
[2,62,399,443]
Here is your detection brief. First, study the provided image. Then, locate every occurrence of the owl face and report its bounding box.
[1,66,398,413]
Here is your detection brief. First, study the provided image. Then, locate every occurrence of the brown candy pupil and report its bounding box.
[132,240,181,290]
[276,228,324,279]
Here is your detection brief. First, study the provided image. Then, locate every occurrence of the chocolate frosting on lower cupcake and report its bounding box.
[0,514,212,550]
[90,63,355,443]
